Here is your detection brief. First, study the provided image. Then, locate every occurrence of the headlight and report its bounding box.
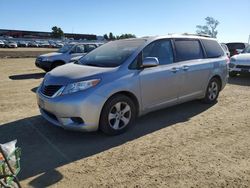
[61,79,101,95]
[41,57,50,62]
[228,63,235,68]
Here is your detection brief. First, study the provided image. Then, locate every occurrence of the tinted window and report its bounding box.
[202,39,224,58]
[226,43,246,50]
[175,39,203,61]
[143,40,174,65]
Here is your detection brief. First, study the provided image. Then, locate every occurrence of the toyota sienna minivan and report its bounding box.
[37,34,228,135]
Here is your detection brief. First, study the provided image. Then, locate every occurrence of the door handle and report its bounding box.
[182,65,190,71]
[171,67,180,73]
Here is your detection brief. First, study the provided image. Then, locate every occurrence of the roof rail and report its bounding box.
[182,33,212,38]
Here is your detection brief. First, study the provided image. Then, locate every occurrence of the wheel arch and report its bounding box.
[101,91,140,117]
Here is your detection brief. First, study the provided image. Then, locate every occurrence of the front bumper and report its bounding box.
[229,64,250,74]
[36,87,106,132]
[35,59,52,71]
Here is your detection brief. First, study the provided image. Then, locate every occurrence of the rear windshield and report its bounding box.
[226,43,246,50]
[202,39,224,58]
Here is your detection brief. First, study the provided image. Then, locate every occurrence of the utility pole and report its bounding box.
[248,34,250,44]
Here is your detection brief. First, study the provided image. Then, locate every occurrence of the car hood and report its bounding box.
[44,63,115,85]
[232,53,250,61]
[40,52,62,57]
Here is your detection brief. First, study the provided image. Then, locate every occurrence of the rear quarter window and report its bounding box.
[202,39,224,58]
[174,39,204,62]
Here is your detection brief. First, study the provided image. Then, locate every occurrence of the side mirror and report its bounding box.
[141,57,159,68]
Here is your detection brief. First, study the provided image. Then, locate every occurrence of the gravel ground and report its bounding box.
[0,58,250,188]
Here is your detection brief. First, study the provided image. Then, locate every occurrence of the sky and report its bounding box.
[1,0,250,43]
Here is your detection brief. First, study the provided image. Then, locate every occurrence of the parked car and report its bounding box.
[226,42,248,57]
[5,41,17,48]
[221,43,230,57]
[28,41,39,47]
[17,41,28,47]
[0,40,5,48]
[35,43,98,71]
[38,41,50,48]
[36,35,228,135]
[229,45,250,77]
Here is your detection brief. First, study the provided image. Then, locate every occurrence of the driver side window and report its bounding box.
[143,40,174,65]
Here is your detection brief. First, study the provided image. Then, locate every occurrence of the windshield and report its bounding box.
[242,46,250,53]
[77,39,146,67]
[58,44,73,53]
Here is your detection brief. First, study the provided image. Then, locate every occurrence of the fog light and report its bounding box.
[70,117,84,124]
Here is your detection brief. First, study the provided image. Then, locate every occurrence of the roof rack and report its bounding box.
[182,33,212,38]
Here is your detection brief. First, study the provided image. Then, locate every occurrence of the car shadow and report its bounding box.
[228,74,250,86]
[31,87,39,93]
[9,73,45,80]
[0,100,214,185]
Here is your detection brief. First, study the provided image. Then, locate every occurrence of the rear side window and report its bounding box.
[202,39,224,58]
[174,39,204,61]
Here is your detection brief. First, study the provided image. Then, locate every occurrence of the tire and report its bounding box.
[99,94,136,135]
[229,72,237,77]
[202,77,221,104]
[51,61,64,70]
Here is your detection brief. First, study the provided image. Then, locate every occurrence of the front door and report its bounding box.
[139,39,182,111]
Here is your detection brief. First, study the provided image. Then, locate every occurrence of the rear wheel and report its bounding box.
[202,77,221,104]
[100,94,136,135]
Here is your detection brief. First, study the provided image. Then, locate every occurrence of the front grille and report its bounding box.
[236,65,250,69]
[41,85,62,97]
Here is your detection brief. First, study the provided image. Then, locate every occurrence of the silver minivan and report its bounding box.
[37,35,228,135]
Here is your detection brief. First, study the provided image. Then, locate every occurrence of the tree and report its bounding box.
[119,34,136,39]
[103,33,136,40]
[108,32,115,40]
[196,17,219,38]
[103,34,109,40]
[51,26,64,38]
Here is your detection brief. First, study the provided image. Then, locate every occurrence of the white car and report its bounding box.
[5,41,18,48]
[0,40,5,48]
[229,45,250,77]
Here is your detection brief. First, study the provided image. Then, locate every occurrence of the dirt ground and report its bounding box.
[0,48,56,58]
[0,58,250,188]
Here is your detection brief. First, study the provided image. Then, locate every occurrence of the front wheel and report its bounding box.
[202,78,221,104]
[99,95,136,135]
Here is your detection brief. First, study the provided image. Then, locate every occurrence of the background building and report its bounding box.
[0,29,97,40]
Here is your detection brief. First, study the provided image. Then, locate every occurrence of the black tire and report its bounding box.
[51,61,64,70]
[202,77,221,104]
[99,94,137,135]
[229,72,237,77]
